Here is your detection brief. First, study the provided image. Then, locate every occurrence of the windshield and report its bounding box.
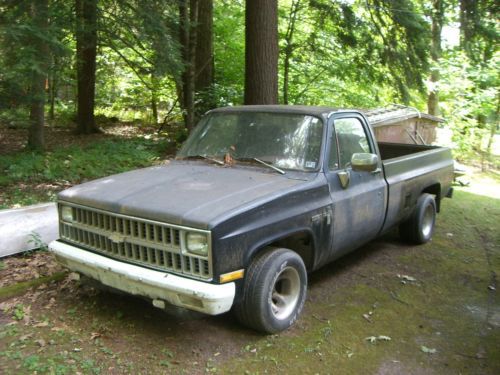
[177,112,324,172]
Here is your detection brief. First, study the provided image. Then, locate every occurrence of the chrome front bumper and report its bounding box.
[49,240,235,315]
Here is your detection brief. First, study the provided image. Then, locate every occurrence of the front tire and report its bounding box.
[234,248,307,333]
[399,193,437,244]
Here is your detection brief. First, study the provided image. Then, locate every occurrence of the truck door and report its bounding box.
[326,114,387,257]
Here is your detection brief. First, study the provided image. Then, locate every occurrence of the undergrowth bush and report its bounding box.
[0,138,169,188]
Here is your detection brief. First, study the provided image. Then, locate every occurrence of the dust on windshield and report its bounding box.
[177,112,324,172]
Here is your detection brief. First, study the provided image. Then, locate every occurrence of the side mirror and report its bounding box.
[351,153,379,172]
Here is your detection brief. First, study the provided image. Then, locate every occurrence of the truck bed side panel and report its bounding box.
[381,145,454,233]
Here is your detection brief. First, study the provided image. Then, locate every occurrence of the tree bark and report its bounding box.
[283,0,301,105]
[179,0,198,131]
[49,55,59,121]
[150,74,158,125]
[427,0,443,116]
[76,0,99,134]
[27,0,49,151]
[244,0,279,105]
[459,0,477,55]
[194,0,214,116]
[195,0,213,93]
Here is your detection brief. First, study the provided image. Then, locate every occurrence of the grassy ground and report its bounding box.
[0,172,498,374]
[0,125,175,209]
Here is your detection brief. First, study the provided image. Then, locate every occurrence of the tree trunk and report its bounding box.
[427,0,443,116]
[76,0,99,134]
[244,0,279,105]
[195,0,213,93]
[459,0,477,55]
[283,0,301,105]
[49,55,59,121]
[178,0,198,131]
[151,74,158,125]
[27,0,49,151]
[194,0,214,115]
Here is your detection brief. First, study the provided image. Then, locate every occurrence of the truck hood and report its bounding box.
[58,161,308,229]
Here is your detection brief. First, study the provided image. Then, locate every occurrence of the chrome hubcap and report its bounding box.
[271,266,301,320]
[422,204,435,237]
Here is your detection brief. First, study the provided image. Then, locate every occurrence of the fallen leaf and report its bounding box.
[421,345,437,354]
[33,321,49,328]
[90,332,101,340]
[36,339,46,347]
[398,274,417,282]
[362,314,372,323]
[365,335,391,343]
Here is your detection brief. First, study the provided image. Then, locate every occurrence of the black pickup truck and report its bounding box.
[49,105,454,333]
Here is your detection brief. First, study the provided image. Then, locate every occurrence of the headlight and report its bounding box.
[186,232,208,256]
[61,206,73,222]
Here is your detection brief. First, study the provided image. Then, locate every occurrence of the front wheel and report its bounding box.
[234,248,307,333]
[399,193,437,244]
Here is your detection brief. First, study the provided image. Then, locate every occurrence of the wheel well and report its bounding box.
[265,231,315,271]
[422,183,441,212]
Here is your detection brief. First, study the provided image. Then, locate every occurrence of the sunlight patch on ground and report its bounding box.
[457,169,500,200]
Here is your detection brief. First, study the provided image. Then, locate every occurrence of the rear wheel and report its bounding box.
[234,248,307,333]
[399,193,436,244]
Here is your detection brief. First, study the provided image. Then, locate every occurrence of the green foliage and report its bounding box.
[27,231,48,251]
[439,47,499,167]
[0,136,172,208]
[0,138,166,187]
[0,0,497,170]
[213,0,245,106]
[0,0,71,106]
[13,304,25,321]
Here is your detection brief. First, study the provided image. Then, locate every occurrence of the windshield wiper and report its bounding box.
[182,155,224,165]
[253,158,286,174]
[234,157,285,175]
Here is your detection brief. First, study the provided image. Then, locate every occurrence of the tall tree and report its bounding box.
[457,0,498,167]
[76,0,99,134]
[179,0,198,130]
[244,0,278,105]
[282,0,302,105]
[194,0,214,115]
[27,0,50,150]
[427,0,444,116]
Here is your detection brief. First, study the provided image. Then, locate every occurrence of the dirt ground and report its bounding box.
[0,173,499,374]
[0,123,157,156]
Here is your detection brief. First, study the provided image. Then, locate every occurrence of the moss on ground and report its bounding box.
[220,176,500,374]
[0,172,499,374]
[0,272,67,300]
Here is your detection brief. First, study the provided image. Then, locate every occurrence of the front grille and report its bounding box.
[59,205,212,280]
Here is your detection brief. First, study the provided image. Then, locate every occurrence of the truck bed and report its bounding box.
[378,142,454,233]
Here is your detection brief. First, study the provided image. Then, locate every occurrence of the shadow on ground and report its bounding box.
[1,184,499,374]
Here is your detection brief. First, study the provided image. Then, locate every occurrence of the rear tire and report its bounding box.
[399,193,436,244]
[234,248,307,333]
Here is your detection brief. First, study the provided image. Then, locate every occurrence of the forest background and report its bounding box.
[0,0,498,207]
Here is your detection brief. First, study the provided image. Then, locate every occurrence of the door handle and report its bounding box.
[337,171,350,189]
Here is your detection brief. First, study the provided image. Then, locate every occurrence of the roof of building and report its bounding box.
[362,105,444,127]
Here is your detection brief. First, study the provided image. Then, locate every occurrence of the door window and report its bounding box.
[334,118,371,168]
